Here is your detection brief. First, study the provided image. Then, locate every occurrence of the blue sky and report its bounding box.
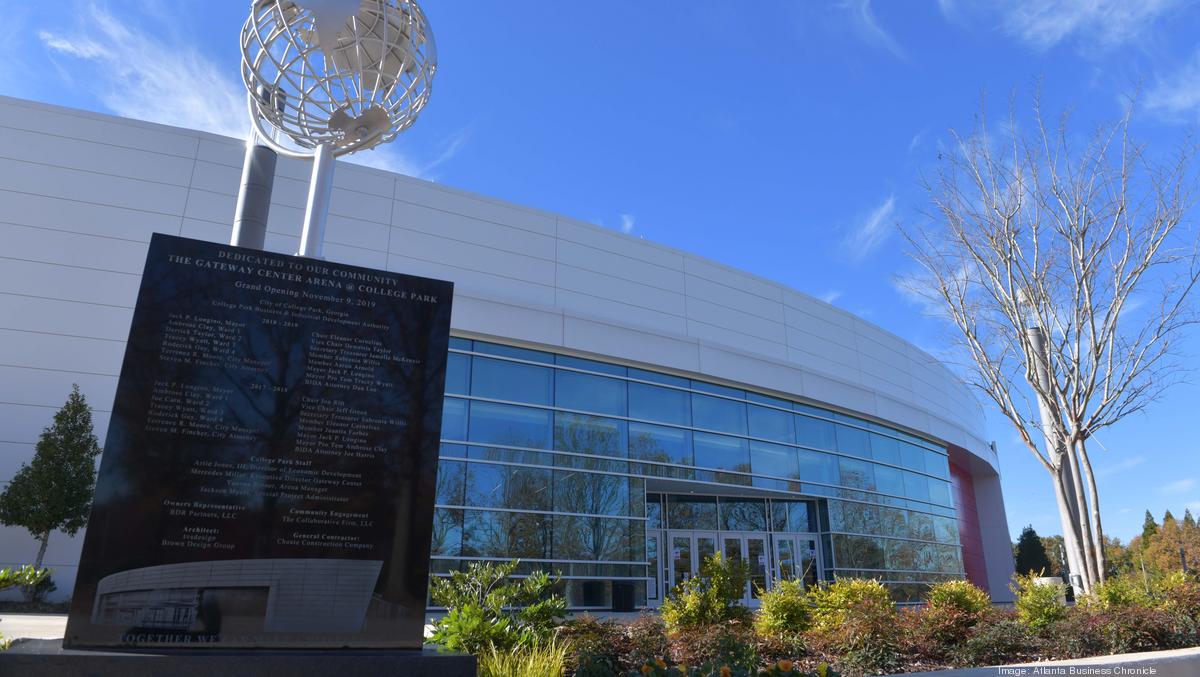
[2,0,1198,544]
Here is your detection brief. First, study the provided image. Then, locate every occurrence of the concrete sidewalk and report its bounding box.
[0,613,67,640]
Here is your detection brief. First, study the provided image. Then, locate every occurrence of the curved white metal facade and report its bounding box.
[0,95,1013,602]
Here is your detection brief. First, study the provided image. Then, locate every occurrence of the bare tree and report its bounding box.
[902,92,1200,594]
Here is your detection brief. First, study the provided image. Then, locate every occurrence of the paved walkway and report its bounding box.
[0,613,67,640]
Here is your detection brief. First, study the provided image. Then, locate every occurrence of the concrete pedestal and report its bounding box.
[0,639,476,677]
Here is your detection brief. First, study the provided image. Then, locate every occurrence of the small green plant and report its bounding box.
[0,565,49,592]
[478,637,568,677]
[804,578,900,675]
[754,578,810,643]
[1011,572,1066,630]
[1148,571,1200,620]
[428,560,566,654]
[948,612,1036,667]
[660,553,752,631]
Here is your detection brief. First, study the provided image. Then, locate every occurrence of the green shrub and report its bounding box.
[660,553,752,631]
[948,610,1036,668]
[1149,572,1200,621]
[1043,606,1191,659]
[0,565,49,592]
[806,578,894,635]
[927,580,991,616]
[1084,576,1151,611]
[754,578,811,643]
[428,560,566,653]
[478,637,568,677]
[804,579,900,676]
[1011,573,1066,630]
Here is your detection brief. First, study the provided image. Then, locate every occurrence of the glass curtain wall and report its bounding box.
[433,338,965,607]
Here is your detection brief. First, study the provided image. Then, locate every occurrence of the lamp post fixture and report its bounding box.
[234,0,437,257]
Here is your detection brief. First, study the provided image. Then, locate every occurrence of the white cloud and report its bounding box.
[39,6,247,139]
[1160,478,1196,495]
[1097,454,1146,477]
[619,214,636,235]
[1147,50,1200,121]
[843,194,896,262]
[947,0,1185,51]
[819,290,843,305]
[840,0,907,59]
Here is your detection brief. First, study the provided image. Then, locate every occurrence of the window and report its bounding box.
[900,443,926,471]
[904,471,931,502]
[555,354,626,376]
[554,412,626,458]
[928,479,952,507]
[628,422,692,465]
[555,370,626,416]
[748,405,795,443]
[750,441,798,479]
[445,353,470,394]
[785,501,816,532]
[462,510,549,559]
[797,449,839,485]
[553,470,629,516]
[873,464,905,497]
[554,515,631,561]
[470,356,553,404]
[473,342,553,363]
[436,460,467,505]
[870,434,902,465]
[835,424,872,458]
[720,498,767,531]
[666,495,718,530]
[838,457,875,491]
[441,397,468,441]
[833,534,885,569]
[628,381,690,425]
[468,401,551,448]
[795,415,837,450]
[693,432,750,473]
[924,451,950,479]
[431,508,463,557]
[691,393,747,435]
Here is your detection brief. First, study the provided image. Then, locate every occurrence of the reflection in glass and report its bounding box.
[900,443,926,471]
[748,405,795,443]
[554,515,631,561]
[553,469,629,516]
[431,508,463,557]
[838,457,875,491]
[697,537,716,568]
[646,496,663,529]
[463,510,550,559]
[470,356,552,404]
[628,381,690,425]
[928,479,952,507]
[873,464,905,497]
[693,432,750,472]
[628,422,692,465]
[750,441,798,479]
[647,534,659,599]
[835,424,872,458]
[904,471,931,502]
[554,412,626,458]
[441,397,468,441]
[833,534,885,569]
[721,498,767,531]
[465,462,551,511]
[795,415,837,450]
[468,401,551,448]
[445,353,470,394]
[870,434,902,465]
[556,370,626,415]
[692,393,747,435]
[666,495,718,530]
[798,449,839,485]
[747,538,767,598]
[786,501,816,532]
[435,460,467,505]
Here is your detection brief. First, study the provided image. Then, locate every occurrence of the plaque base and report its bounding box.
[0,639,476,677]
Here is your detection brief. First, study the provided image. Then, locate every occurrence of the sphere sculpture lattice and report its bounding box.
[241,0,436,157]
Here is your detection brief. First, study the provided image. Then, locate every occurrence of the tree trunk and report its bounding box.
[1050,462,1089,596]
[1077,439,1108,583]
[24,532,50,603]
[1065,441,1099,589]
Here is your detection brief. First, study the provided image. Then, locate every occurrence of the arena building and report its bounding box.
[0,95,1015,608]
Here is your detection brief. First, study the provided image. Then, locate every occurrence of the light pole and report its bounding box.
[236,0,437,257]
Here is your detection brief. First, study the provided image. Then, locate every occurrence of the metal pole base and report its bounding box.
[298,143,336,259]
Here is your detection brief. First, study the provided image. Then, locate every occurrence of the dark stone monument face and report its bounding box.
[65,234,453,649]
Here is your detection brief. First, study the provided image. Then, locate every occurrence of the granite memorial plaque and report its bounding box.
[64,233,453,649]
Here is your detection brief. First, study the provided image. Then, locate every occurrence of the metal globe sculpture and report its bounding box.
[240,0,437,157]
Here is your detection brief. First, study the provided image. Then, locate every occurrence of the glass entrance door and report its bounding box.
[719,533,770,605]
[667,530,717,592]
[773,534,820,588]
